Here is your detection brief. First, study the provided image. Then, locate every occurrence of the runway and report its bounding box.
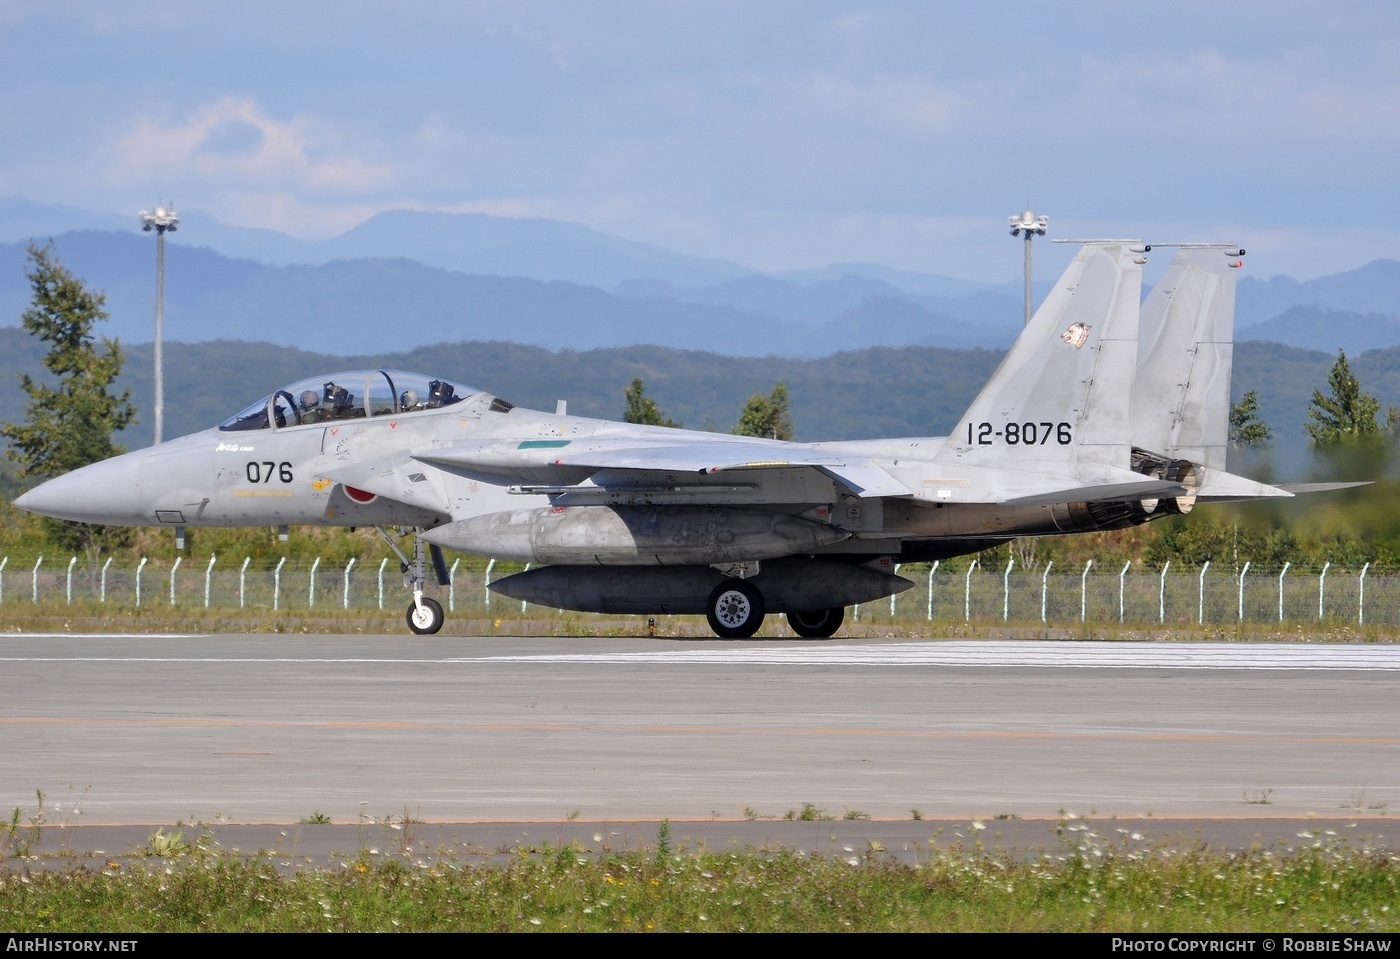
[1,634,1396,828]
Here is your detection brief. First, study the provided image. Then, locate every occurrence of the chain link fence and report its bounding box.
[2,554,1395,627]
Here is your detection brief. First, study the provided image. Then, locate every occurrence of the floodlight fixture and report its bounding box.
[1009,206,1048,326]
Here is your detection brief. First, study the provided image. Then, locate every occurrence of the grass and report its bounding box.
[0,838,1396,932]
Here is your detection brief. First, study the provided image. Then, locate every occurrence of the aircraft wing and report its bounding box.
[413,440,914,497]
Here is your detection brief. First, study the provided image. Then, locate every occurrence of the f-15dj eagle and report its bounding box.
[14,241,1317,638]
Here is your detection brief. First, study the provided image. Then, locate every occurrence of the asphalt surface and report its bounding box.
[1,634,1396,857]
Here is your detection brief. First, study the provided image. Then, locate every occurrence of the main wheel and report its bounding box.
[406,597,445,635]
[786,607,844,639]
[706,579,766,639]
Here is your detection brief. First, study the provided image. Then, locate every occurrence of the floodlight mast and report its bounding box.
[139,203,179,445]
[1009,207,1048,326]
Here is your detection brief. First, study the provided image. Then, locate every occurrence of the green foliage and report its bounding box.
[732,383,794,440]
[1229,390,1272,447]
[1,244,136,558]
[622,377,679,428]
[1,843,1395,932]
[1306,351,1382,444]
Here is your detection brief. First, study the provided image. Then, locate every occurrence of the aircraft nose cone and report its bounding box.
[11,452,147,524]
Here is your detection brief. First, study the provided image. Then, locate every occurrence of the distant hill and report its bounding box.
[1239,306,1400,355]
[6,197,1400,358]
[1236,259,1400,328]
[0,231,1017,357]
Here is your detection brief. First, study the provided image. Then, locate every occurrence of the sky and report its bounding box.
[2,1,1398,282]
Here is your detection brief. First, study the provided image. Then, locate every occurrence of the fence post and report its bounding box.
[273,556,286,610]
[204,554,217,608]
[1358,562,1370,625]
[964,560,979,621]
[31,556,43,604]
[169,555,183,605]
[484,558,496,609]
[1118,561,1131,623]
[927,560,938,621]
[1002,558,1014,621]
[239,557,251,608]
[1237,561,1250,622]
[343,557,356,610]
[308,557,321,608]
[1159,561,1170,623]
[521,562,531,613]
[890,563,902,616]
[66,556,76,605]
[1041,561,1053,623]
[1318,562,1330,621]
[0,556,7,604]
[377,557,388,610]
[1080,559,1093,623]
[1197,560,1211,625]
[449,558,460,612]
[1277,562,1290,622]
[135,556,147,607]
[100,556,112,603]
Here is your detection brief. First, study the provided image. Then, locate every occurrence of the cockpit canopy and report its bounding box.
[219,370,505,432]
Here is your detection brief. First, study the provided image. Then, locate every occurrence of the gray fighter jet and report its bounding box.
[13,241,1298,638]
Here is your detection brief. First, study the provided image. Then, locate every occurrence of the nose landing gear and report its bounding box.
[375,526,451,635]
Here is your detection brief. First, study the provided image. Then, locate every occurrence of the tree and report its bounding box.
[2,243,136,555]
[1229,390,1272,447]
[1305,351,1381,444]
[732,382,794,440]
[622,377,679,428]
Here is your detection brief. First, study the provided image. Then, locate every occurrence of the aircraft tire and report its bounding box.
[406,597,445,635]
[786,606,844,639]
[706,579,765,639]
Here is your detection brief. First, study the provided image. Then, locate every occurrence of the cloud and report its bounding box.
[104,97,394,194]
[801,75,959,138]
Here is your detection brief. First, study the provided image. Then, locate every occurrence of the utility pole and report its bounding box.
[140,203,179,445]
[1009,207,1048,326]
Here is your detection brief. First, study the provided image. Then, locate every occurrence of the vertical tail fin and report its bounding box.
[935,241,1145,478]
[1133,244,1242,470]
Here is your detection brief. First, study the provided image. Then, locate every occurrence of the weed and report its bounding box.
[910,808,923,821]
[785,803,830,822]
[299,811,333,825]
[994,812,1020,820]
[566,810,580,822]
[1243,788,1273,805]
[843,809,871,821]
[655,819,671,860]
[145,827,189,858]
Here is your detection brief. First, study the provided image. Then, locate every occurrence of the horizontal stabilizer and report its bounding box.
[1278,481,1372,494]
[1195,469,1293,501]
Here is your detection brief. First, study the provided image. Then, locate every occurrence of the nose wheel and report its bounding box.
[407,597,445,634]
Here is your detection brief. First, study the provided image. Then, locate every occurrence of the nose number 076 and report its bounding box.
[246,461,294,483]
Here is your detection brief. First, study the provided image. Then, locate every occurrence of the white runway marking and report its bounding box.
[477,641,1400,669]
[0,640,1397,669]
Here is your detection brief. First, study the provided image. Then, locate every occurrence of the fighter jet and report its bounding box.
[13,240,1296,638]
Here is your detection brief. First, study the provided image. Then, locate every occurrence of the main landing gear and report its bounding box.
[705,577,846,640]
[785,606,844,639]
[375,526,450,635]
